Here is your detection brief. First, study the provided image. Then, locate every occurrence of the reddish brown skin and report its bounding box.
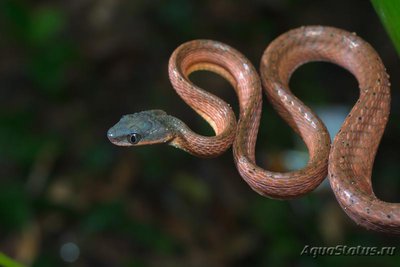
[170,26,398,233]
[168,33,330,199]
[262,26,397,234]
[110,26,398,234]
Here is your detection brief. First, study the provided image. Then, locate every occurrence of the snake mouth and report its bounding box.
[107,136,127,146]
[107,129,128,146]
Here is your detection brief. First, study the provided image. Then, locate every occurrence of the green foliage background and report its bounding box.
[372,0,400,56]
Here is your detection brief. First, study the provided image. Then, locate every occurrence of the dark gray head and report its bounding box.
[107,110,174,146]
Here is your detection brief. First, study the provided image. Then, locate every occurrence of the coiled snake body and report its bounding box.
[108,26,398,234]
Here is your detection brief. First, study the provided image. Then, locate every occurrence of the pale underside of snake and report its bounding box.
[107,26,398,234]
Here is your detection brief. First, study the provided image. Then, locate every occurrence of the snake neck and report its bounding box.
[163,115,192,150]
[164,115,234,158]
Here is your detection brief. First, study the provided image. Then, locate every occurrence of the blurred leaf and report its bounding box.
[248,197,291,235]
[81,201,178,253]
[1,2,74,95]
[156,0,194,36]
[372,0,400,56]
[80,201,124,234]
[83,144,113,170]
[0,0,30,40]
[267,236,300,266]
[0,183,31,230]
[121,220,177,254]
[137,149,171,182]
[173,172,210,205]
[29,7,65,45]
[29,42,76,95]
[31,252,59,267]
[0,253,25,267]
[0,113,57,164]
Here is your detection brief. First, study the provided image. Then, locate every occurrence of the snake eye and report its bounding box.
[128,133,141,144]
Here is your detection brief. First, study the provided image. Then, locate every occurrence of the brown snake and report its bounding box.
[107,26,398,234]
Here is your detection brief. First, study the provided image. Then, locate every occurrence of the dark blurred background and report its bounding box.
[1,0,400,266]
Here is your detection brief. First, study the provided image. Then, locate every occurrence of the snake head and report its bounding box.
[107,110,174,146]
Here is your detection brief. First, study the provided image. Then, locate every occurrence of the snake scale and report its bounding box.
[107,26,398,234]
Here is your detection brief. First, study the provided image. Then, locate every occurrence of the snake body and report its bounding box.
[108,26,398,233]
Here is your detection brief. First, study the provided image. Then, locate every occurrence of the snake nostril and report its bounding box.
[107,129,115,139]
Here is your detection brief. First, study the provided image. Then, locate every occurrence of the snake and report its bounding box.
[107,26,398,234]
